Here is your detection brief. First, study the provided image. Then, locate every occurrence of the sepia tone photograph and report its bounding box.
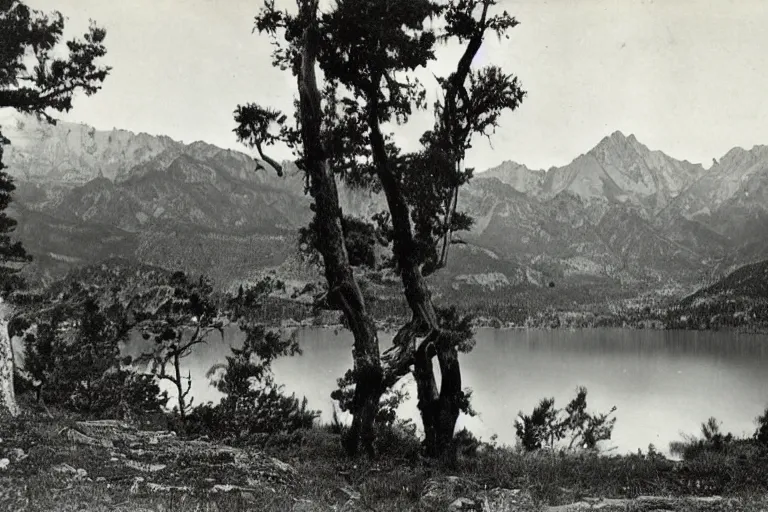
[1,0,768,510]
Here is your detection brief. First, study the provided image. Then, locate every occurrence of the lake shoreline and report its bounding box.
[272,315,768,335]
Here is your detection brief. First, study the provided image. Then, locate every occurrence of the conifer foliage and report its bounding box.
[236,0,525,457]
[0,0,110,416]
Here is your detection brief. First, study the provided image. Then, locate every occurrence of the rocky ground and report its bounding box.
[1,417,767,511]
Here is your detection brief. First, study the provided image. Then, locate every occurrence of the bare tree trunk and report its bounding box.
[174,352,186,421]
[367,101,462,460]
[438,162,461,270]
[0,297,19,418]
[296,0,383,457]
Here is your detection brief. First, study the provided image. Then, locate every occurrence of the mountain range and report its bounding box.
[2,112,768,307]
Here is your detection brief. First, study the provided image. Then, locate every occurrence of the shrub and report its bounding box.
[756,407,768,446]
[183,326,318,442]
[80,368,168,420]
[516,386,616,452]
[21,297,167,419]
[670,417,735,460]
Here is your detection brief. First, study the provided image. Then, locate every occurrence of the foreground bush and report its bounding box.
[20,297,168,418]
[182,326,318,443]
[515,387,616,452]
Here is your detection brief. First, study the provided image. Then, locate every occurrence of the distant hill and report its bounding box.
[667,259,768,330]
[4,112,768,306]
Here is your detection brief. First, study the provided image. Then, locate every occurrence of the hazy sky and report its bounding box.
[21,0,768,171]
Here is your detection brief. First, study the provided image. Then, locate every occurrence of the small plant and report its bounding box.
[136,273,224,421]
[670,417,735,460]
[515,386,617,452]
[184,325,318,443]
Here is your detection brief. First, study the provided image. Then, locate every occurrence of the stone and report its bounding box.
[124,459,167,473]
[0,458,9,470]
[146,482,190,493]
[448,497,478,511]
[52,463,78,474]
[8,447,26,461]
[130,477,145,494]
[76,468,88,479]
[270,456,296,475]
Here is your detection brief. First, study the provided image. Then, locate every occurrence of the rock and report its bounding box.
[0,458,9,470]
[270,457,296,475]
[59,426,114,448]
[76,468,88,479]
[8,447,26,461]
[52,463,78,474]
[130,477,145,494]
[448,497,477,511]
[146,482,190,493]
[124,459,166,473]
[96,477,107,482]
[211,484,261,494]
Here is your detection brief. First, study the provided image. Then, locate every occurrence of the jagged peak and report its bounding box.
[716,144,768,166]
[596,130,642,149]
[480,159,543,175]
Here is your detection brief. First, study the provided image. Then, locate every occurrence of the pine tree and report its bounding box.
[136,273,224,421]
[0,0,110,417]
[240,0,525,458]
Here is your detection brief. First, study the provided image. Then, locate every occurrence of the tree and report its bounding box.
[237,0,384,457]
[198,324,316,441]
[238,0,524,459]
[60,297,123,411]
[21,309,64,405]
[136,274,224,421]
[0,0,110,417]
[19,294,165,418]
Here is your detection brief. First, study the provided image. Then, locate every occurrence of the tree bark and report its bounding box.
[0,297,19,418]
[296,0,383,457]
[438,162,461,270]
[367,98,462,460]
[173,352,186,421]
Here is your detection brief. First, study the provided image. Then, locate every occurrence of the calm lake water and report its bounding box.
[124,327,768,454]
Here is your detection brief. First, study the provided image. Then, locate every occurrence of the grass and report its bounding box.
[3,409,768,511]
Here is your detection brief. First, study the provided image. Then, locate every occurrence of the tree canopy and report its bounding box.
[237,0,525,458]
[0,0,110,417]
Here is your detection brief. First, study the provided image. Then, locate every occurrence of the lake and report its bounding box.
[123,327,768,454]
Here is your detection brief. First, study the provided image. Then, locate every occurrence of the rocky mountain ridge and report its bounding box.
[3,112,768,303]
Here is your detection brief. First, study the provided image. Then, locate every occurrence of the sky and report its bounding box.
[19,0,768,172]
